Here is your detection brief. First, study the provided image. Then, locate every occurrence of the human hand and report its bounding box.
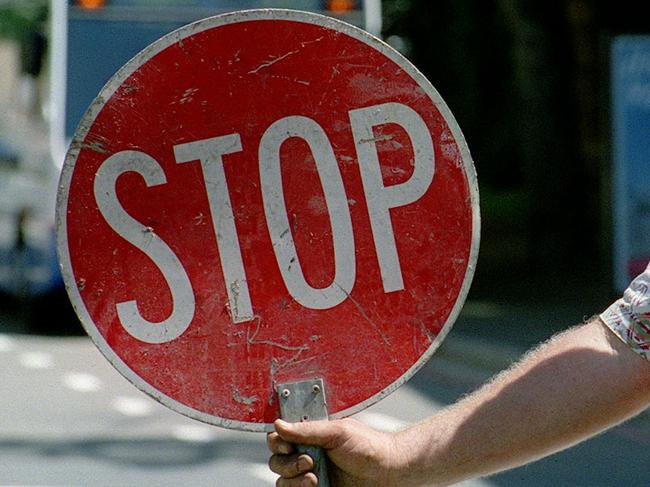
[267,417,403,487]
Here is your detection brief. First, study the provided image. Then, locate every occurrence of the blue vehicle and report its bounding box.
[0,0,381,329]
[49,0,382,170]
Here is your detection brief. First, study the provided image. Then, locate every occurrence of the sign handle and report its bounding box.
[277,378,330,487]
[296,444,330,486]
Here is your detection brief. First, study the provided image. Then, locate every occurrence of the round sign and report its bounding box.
[56,9,479,431]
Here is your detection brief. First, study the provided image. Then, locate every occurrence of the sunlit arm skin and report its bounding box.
[267,318,650,487]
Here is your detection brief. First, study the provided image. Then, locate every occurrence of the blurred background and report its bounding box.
[0,1,649,485]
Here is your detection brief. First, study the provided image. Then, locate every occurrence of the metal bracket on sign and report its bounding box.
[277,378,330,486]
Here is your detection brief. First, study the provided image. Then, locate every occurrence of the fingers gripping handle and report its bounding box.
[298,444,330,486]
[277,378,330,487]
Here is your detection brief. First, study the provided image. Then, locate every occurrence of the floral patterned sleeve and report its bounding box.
[600,262,650,361]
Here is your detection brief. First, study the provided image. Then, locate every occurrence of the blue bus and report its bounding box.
[0,0,381,327]
[49,0,382,171]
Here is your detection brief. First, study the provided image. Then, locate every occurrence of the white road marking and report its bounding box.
[111,395,153,417]
[19,351,54,369]
[0,333,15,352]
[250,462,278,485]
[356,411,408,432]
[62,372,102,392]
[171,424,220,443]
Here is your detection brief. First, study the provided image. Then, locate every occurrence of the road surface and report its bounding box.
[0,332,494,487]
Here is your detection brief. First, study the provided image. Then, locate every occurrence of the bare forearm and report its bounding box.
[393,319,650,486]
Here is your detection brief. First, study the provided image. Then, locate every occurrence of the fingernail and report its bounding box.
[298,455,311,472]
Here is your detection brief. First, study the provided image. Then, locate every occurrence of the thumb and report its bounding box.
[274,419,345,449]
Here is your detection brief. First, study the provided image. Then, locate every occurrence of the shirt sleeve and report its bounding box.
[600,262,650,361]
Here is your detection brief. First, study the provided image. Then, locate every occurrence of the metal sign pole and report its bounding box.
[277,378,330,487]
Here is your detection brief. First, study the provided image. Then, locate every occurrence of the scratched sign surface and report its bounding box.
[56,10,479,431]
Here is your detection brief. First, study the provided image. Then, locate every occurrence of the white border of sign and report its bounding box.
[56,9,481,432]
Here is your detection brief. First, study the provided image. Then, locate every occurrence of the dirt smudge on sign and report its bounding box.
[232,386,259,406]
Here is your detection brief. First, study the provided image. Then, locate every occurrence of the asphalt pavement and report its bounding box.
[0,329,496,487]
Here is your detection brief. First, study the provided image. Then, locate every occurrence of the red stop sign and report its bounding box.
[57,10,479,431]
